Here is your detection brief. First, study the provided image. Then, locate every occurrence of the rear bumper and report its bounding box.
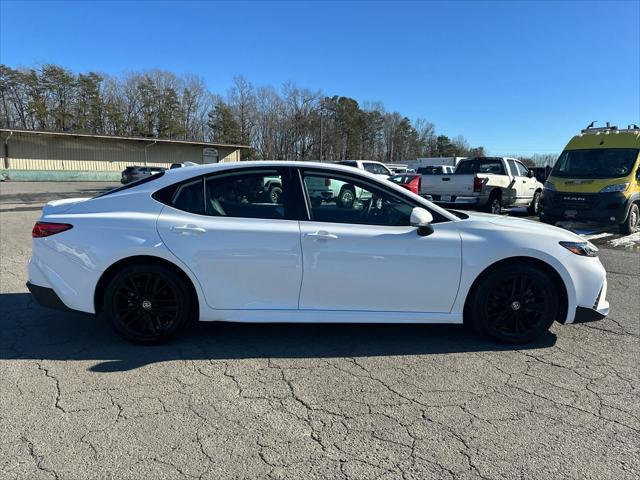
[431,195,485,208]
[26,282,72,312]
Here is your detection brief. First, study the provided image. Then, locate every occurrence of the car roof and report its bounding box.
[158,160,381,182]
[565,129,640,150]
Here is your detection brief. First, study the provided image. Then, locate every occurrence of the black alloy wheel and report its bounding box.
[104,264,193,344]
[469,264,558,343]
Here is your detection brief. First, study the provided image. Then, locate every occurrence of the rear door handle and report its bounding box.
[305,231,338,240]
[171,225,207,234]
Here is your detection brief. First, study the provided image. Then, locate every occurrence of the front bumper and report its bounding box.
[26,282,71,312]
[574,306,608,323]
[540,190,630,224]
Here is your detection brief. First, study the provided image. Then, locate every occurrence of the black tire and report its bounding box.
[103,264,195,344]
[467,264,558,344]
[338,187,356,208]
[528,190,542,215]
[268,185,283,204]
[483,192,502,215]
[619,203,639,235]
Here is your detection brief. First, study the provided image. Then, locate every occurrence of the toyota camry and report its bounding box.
[27,161,609,344]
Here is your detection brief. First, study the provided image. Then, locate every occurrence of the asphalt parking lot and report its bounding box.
[1,181,639,480]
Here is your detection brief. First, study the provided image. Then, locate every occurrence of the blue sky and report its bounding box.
[1,0,638,155]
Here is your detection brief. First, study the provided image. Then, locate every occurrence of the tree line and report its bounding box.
[0,63,487,161]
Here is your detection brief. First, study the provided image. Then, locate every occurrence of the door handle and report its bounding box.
[305,231,338,240]
[171,225,207,234]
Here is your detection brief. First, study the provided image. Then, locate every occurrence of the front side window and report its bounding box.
[552,148,639,179]
[302,172,414,226]
[205,170,286,219]
[507,160,519,176]
[515,162,529,177]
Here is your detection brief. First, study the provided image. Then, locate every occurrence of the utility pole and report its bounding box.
[319,105,323,162]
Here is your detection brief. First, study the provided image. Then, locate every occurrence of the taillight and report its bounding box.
[473,177,484,192]
[407,176,421,194]
[32,222,73,238]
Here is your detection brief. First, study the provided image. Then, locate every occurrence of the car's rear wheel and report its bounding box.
[338,187,355,208]
[467,264,558,343]
[483,192,502,215]
[103,264,194,344]
[619,202,639,235]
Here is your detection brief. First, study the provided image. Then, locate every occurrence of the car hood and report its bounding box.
[459,211,587,243]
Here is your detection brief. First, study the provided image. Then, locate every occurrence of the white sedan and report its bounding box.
[28,161,609,344]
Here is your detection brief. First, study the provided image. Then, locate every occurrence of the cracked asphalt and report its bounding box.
[1,182,639,480]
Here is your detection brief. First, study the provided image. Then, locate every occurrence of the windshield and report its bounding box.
[552,148,639,179]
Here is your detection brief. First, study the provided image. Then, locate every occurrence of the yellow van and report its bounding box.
[540,123,640,233]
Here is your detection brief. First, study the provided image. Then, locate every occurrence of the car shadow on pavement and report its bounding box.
[0,293,557,372]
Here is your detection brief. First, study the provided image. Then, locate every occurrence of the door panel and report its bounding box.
[156,169,303,310]
[297,169,462,313]
[298,221,462,312]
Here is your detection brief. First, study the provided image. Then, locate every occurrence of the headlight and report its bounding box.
[559,241,598,257]
[599,183,629,193]
[544,181,556,191]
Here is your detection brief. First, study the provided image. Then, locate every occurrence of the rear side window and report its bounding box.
[205,170,286,219]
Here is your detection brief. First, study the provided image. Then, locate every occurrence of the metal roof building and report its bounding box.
[0,129,250,181]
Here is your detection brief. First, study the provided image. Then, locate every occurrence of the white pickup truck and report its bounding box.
[419,157,544,214]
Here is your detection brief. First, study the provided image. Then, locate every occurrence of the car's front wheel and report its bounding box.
[619,202,639,235]
[528,191,542,215]
[103,264,195,344]
[467,264,559,343]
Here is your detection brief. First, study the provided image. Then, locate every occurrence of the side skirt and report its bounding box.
[199,309,463,324]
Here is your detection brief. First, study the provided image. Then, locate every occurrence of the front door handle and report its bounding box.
[171,225,207,235]
[305,231,338,240]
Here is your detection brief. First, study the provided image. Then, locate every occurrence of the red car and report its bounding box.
[388,173,421,195]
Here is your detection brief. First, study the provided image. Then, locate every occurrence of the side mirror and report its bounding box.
[410,207,434,236]
[527,170,534,178]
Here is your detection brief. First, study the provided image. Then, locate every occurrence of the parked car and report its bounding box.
[540,123,640,234]
[387,165,416,174]
[28,161,608,346]
[169,161,198,169]
[305,174,371,208]
[121,166,166,184]
[388,173,421,195]
[336,160,393,178]
[420,157,544,214]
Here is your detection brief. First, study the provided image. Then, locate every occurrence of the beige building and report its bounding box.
[0,129,250,180]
